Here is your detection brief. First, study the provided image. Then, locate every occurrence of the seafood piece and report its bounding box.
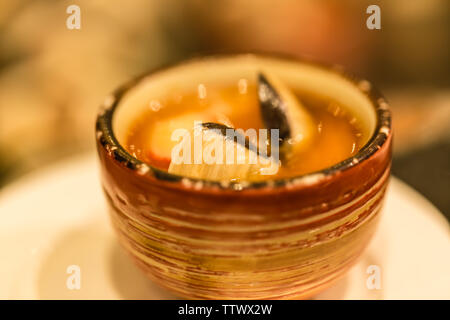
[168,122,278,181]
[258,72,315,158]
[147,112,231,167]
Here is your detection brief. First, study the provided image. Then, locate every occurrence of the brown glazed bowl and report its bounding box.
[96,54,392,299]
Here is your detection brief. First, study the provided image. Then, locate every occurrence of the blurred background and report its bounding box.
[0,0,448,218]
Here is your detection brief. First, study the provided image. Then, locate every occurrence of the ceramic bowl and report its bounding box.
[96,54,392,299]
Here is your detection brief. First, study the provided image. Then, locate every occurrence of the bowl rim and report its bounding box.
[95,53,391,191]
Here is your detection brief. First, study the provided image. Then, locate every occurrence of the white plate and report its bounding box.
[0,154,449,299]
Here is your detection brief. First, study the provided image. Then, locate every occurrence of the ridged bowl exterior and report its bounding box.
[97,137,391,300]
